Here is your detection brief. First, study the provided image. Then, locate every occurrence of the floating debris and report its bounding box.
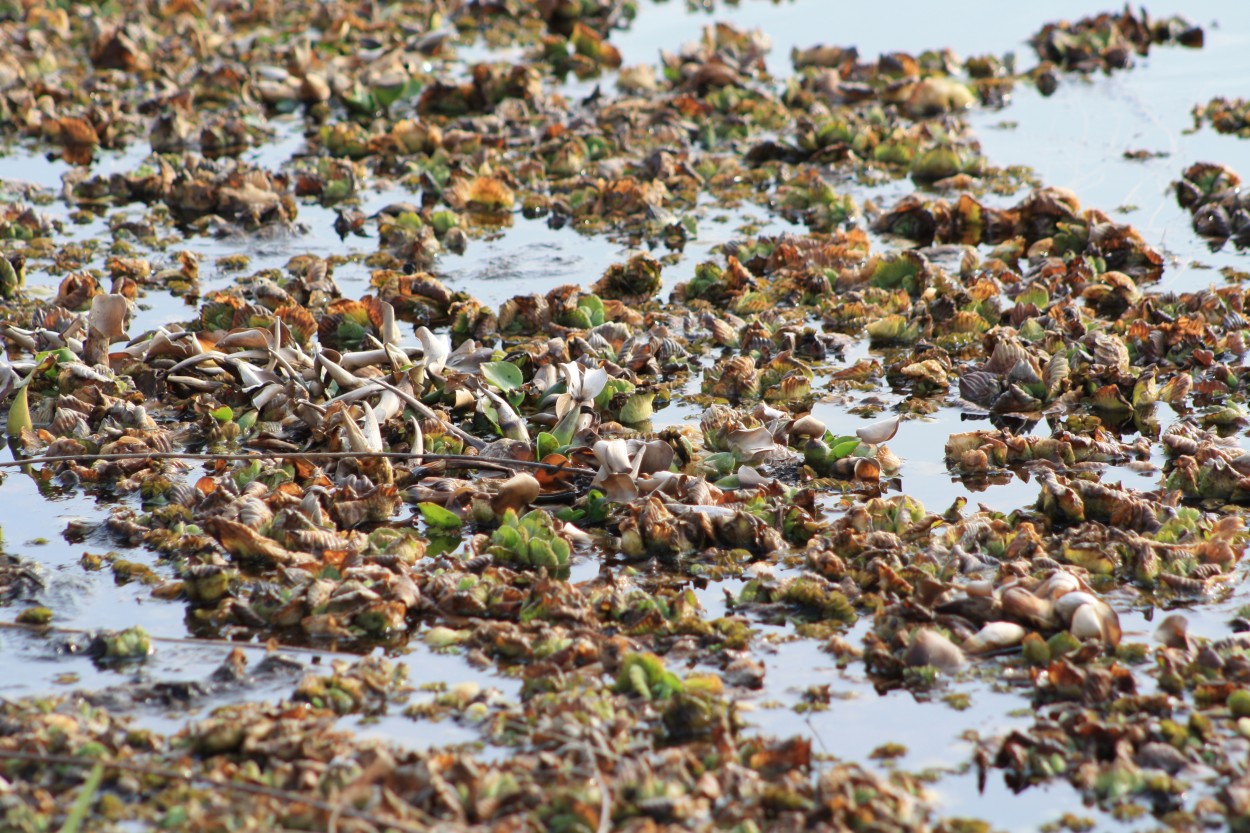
[1194,97,1250,138]
[1175,162,1250,249]
[0,2,1246,832]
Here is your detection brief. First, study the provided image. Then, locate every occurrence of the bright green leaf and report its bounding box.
[431,210,460,235]
[418,502,463,528]
[831,437,860,459]
[481,361,524,392]
[579,294,606,326]
[6,383,31,437]
[594,377,634,411]
[0,256,20,299]
[563,308,593,329]
[537,431,559,459]
[618,392,655,423]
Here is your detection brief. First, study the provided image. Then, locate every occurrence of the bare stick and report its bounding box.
[0,449,591,476]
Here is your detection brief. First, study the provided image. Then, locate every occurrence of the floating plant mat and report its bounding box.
[6,1,1250,832]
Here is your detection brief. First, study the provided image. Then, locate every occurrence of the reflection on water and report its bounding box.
[438,219,625,305]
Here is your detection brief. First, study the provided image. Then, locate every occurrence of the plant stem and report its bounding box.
[57,760,105,833]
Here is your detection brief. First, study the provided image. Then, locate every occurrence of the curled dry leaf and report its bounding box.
[856,415,900,445]
[491,472,541,516]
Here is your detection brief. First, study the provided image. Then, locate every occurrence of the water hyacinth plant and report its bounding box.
[1,3,1249,833]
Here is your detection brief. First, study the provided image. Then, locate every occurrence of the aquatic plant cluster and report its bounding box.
[0,1,1247,831]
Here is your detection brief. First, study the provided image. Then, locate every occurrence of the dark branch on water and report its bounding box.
[0,449,592,476]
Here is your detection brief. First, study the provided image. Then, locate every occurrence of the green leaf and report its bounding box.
[160,806,189,830]
[594,377,635,411]
[395,211,425,231]
[261,465,295,490]
[373,79,409,112]
[427,534,462,557]
[211,405,234,423]
[618,392,655,423]
[702,451,737,477]
[418,502,463,529]
[543,379,568,398]
[477,398,504,437]
[233,459,263,490]
[342,84,377,115]
[322,178,353,203]
[579,294,606,326]
[59,760,106,833]
[563,308,593,329]
[32,348,73,381]
[583,489,609,523]
[527,538,557,568]
[335,318,368,350]
[377,76,422,109]
[537,431,559,459]
[0,256,19,299]
[481,361,524,392]
[236,410,258,431]
[6,383,31,436]
[102,626,152,660]
[831,437,860,459]
[431,210,460,235]
[36,347,76,366]
[551,405,581,447]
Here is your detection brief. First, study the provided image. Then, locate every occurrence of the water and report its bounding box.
[970,22,1250,295]
[619,5,1250,828]
[437,218,625,302]
[614,2,1194,69]
[5,0,1250,829]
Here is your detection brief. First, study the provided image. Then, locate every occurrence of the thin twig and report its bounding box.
[0,449,592,476]
[0,620,366,659]
[0,749,433,833]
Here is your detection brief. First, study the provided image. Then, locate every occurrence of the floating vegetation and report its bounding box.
[1193,96,1250,138]
[1175,162,1250,249]
[1029,7,1202,78]
[3,1,1250,831]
